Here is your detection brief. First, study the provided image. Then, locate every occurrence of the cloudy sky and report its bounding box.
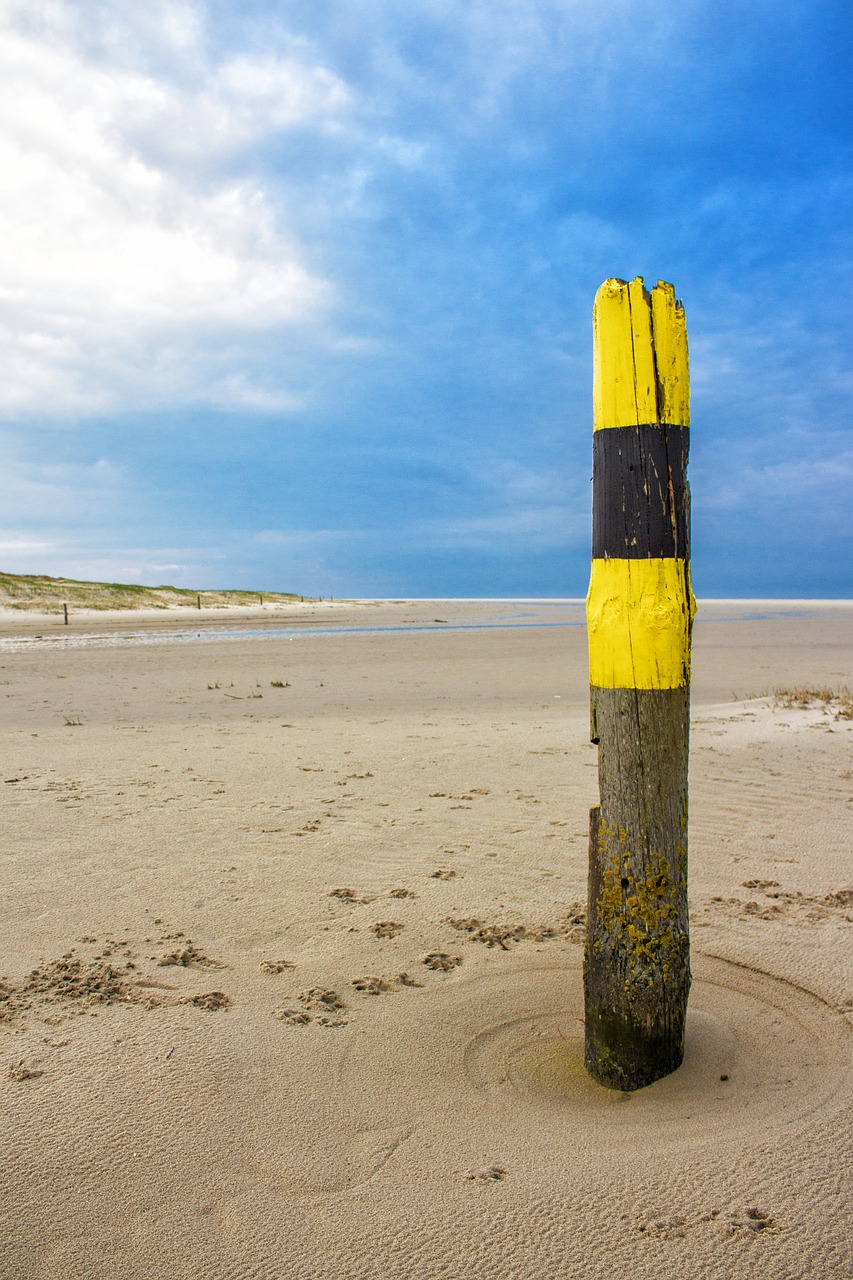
[1,0,850,597]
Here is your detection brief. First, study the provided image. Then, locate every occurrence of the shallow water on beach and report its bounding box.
[0,617,587,653]
[0,599,841,653]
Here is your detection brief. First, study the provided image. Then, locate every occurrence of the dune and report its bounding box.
[0,599,851,1279]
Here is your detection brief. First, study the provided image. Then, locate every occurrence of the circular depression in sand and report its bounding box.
[459,953,852,1147]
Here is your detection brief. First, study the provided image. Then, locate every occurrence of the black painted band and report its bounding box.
[592,424,690,559]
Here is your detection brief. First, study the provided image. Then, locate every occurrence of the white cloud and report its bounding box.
[0,1,350,417]
[210,374,305,414]
[0,535,56,556]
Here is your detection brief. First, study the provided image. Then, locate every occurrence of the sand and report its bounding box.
[0,598,851,1280]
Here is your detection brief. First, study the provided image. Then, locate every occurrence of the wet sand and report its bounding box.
[1,599,851,1279]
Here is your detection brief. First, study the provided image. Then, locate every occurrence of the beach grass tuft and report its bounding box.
[772,686,852,719]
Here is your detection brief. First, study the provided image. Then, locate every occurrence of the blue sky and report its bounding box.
[1,0,850,597]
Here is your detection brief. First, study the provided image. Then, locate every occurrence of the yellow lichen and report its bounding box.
[592,824,686,989]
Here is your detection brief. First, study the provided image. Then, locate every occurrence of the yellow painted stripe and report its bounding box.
[650,280,689,427]
[586,558,696,689]
[593,277,646,429]
[628,276,657,422]
[593,278,689,430]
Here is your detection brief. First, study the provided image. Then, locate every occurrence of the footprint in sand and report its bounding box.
[6,1059,44,1082]
[370,920,404,939]
[465,1165,507,1183]
[272,987,348,1027]
[329,887,374,905]
[422,952,462,972]
[158,941,223,969]
[700,885,853,924]
[351,973,424,996]
[272,1007,312,1025]
[180,991,231,1011]
[446,914,584,949]
[351,976,394,996]
[634,1206,776,1240]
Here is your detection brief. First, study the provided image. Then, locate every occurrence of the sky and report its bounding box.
[1,0,851,598]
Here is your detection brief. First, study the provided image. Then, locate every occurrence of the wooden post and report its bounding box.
[584,277,694,1091]
[63,603,69,625]
[197,594,202,610]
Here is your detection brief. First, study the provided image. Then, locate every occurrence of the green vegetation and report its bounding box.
[0,570,307,614]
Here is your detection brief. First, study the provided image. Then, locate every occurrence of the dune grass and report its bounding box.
[772,686,853,719]
[0,571,307,614]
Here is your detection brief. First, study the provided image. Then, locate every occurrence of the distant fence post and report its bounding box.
[584,277,694,1091]
[63,603,69,625]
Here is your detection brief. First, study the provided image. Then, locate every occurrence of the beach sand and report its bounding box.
[1,599,851,1279]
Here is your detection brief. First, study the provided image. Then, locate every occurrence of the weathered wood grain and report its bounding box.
[585,688,691,1090]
